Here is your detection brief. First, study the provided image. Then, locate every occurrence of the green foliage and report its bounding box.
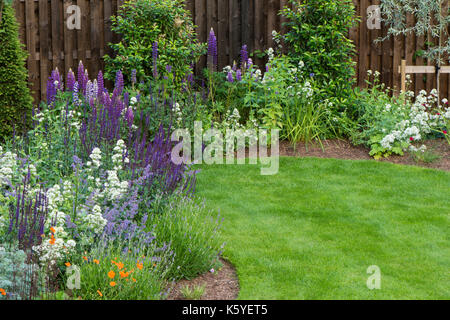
[180,284,206,300]
[279,0,358,103]
[379,0,450,66]
[149,195,223,280]
[0,4,33,139]
[104,0,206,85]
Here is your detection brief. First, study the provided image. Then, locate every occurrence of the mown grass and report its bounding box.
[196,157,450,299]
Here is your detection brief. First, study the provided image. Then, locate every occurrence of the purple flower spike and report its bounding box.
[208,28,218,68]
[241,45,248,69]
[125,107,134,127]
[97,71,105,101]
[131,69,137,85]
[115,70,124,95]
[227,71,234,83]
[152,42,158,78]
[236,69,242,82]
[77,61,85,90]
[67,69,75,92]
[73,81,80,106]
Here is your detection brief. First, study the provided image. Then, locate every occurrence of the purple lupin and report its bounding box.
[66,69,75,92]
[208,28,218,70]
[241,45,248,70]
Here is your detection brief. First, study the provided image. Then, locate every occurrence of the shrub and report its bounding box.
[279,0,358,105]
[104,0,206,85]
[0,3,33,139]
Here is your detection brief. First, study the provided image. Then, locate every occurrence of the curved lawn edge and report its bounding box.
[196,157,450,299]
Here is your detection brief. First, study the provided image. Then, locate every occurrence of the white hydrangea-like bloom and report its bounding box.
[267,47,274,60]
[0,150,17,187]
[89,148,102,168]
[82,205,107,235]
[104,170,128,201]
[46,184,63,212]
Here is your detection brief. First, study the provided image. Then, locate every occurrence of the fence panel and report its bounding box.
[10,0,450,104]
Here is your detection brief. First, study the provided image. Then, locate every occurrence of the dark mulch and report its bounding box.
[167,259,239,300]
[279,138,450,171]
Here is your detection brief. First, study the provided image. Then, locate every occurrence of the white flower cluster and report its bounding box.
[172,103,183,126]
[88,147,102,169]
[81,204,107,235]
[267,47,274,61]
[0,147,16,187]
[409,144,427,153]
[380,90,448,151]
[46,184,66,227]
[32,227,76,266]
[101,140,129,201]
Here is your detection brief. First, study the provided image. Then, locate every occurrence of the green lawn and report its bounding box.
[196,157,450,299]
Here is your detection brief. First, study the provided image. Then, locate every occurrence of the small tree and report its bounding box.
[379,0,450,101]
[0,0,33,138]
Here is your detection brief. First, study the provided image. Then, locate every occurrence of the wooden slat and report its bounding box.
[229,0,240,64]
[398,65,450,74]
[39,0,49,102]
[194,0,206,75]
[25,0,39,102]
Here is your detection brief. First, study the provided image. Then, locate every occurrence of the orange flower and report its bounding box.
[49,234,56,245]
[93,259,99,265]
[97,290,103,297]
[132,278,136,283]
[110,281,116,287]
[65,262,71,267]
[50,227,56,234]
[108,270,115,279]
[120,271,130,278]
[83,256,88,261]
[136,262,143,270]
[0,288,6,296]
[116,262,124,270]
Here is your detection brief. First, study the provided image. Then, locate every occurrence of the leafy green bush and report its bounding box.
[279,0,358,105]
[0,3,33,139]
[104,0,206,85]
[352,72,449,158]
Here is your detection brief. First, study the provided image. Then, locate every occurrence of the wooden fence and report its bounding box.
[10,0,450,103]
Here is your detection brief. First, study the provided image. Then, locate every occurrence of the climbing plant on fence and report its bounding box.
[379,0,450,101]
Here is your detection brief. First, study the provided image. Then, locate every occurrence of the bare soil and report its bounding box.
[279,139,450,171]
[167,259,239,300]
